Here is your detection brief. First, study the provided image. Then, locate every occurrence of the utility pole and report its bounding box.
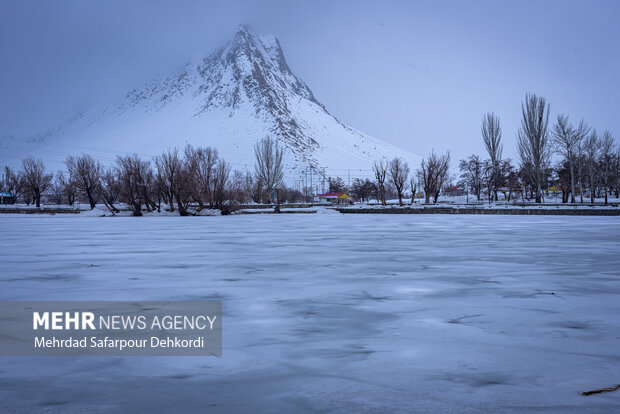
[310,168,313,201]
[348,169,350,187]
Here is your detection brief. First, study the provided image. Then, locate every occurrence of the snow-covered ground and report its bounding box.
[0,214,619,413]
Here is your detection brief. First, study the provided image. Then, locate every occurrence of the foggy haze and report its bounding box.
[1,0,618,164]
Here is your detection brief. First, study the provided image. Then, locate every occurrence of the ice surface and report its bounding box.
[0,214,619,412]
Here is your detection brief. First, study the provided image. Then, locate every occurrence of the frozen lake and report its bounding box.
[1,213,619,412]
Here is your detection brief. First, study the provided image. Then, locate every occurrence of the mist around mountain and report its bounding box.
[0,26,418,180]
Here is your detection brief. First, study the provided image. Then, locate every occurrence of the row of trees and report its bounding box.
[2,93,617,209]
[368,152,450,206]
[459,93,619,204]
[357,93,618,206]
[1,137,292,215]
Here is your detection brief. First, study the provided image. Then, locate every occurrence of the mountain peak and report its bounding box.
[197,27,322,117]
[6,27,419,173]
[228,26,281,64]
[232,24,255,45]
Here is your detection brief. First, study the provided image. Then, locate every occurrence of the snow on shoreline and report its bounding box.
[0,199,618,219]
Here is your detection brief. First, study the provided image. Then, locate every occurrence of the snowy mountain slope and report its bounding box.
[0,26,419,179]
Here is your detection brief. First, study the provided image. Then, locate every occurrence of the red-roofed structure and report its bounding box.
[317,192,352,204]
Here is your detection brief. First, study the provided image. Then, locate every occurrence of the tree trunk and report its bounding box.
[132,202,142,216]
[86,188,96,209]
[569,161,576,203]
[176,194,186,216]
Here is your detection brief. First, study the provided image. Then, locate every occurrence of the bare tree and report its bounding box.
[459,155,484,201]
[389,157,409,205]
[481,159,495,203]
[211,159,231,209]
[2,166,21,201]
[254,137,284,203]
[614,147,620,199]
[116,155,152,216]
[101,168,121,214]
[155,148,195,214]
[576,143,586,203]
[599,130,616,204]
[409,177,417,204]
[49,172,66,205]
[583,130,601,203]
[436,152,451,203]
[373,159,388,205]
[21,157,53,207]
[175,158,196,215]
[552,115,590,203]
[482,112,502,201]
[517,93,551,203]
[227,170,248,205]
[155,148,180,212]
[54,171,76,205]
[420,151,451,203]
[185,145,218,208]
[65,154,102,209]
[243,171,263,203]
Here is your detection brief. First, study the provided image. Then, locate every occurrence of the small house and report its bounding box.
[0,192,16,205]
[318,192,352,205]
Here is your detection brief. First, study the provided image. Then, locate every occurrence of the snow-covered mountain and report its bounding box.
[0,26,418,179]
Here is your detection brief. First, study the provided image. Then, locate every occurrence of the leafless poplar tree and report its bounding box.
[615,147,620,199]
[389,157,409,205]
[517,93,551,203]
[583,130,601,203]
[599,130,616,204]
[65,154,102,209]
[482,112,502,201]
[254,137,284,203]
[21,157,53,207]
[552,115,590,203]
[373,158,388,206]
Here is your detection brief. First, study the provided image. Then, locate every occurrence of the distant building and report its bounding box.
[317,192,352,204]
[0,192,16,205]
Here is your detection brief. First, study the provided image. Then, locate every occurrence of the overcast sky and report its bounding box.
[0,0,618,163]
